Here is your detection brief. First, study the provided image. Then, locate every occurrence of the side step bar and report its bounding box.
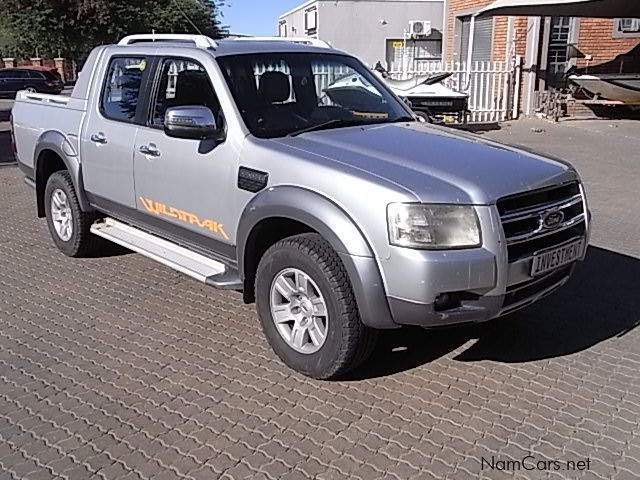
[91,218,242,289]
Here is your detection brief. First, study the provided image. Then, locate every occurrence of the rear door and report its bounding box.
[11,70,31,93]
[25,70,45,90]
[82,55,153,208]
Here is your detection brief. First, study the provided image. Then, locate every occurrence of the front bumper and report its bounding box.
[387,263,576,327]
[379,204,589,328]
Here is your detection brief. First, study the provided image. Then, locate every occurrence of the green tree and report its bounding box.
[0,17,18,57]
[3,0,227,58]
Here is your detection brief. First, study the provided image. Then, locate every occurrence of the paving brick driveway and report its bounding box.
[1,111,639,479]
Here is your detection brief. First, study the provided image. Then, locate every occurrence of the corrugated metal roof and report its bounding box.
[476,0,640,18]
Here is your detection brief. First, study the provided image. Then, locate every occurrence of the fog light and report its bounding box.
[434,293,461,312]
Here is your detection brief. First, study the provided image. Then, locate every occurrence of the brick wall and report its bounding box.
[446,1,638,70]
[576,18,640,72]
[490,17,527,62]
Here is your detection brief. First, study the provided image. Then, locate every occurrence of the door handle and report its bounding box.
[90,132,107,144]
[139,144,161,157]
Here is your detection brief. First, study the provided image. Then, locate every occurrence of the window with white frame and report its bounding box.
[279,21,287,37]
[304,7,318,34]
[616,18,640,36]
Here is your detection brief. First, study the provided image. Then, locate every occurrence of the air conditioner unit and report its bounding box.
[409,20,432,38]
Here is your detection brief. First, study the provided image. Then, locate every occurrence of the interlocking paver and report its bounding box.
[1,117,640,479]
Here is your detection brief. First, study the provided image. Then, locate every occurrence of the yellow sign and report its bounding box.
[393,41,404,49]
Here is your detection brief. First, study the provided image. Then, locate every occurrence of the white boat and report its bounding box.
[324,71,469,123]
[569,73,640,104]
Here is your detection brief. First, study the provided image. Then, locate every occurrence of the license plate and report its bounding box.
[531,239,584,277]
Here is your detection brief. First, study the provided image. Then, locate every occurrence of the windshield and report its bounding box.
[217,52,412,139]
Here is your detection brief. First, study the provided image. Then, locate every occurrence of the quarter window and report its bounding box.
[101,57,146,123]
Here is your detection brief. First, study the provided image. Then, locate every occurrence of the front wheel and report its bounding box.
[255,233,377,379]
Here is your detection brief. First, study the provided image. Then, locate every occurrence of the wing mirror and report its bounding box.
[164,106,225,141]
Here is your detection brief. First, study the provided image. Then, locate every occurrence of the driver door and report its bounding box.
[133,57,237,253]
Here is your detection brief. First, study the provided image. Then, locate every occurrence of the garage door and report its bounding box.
[458,16,493,62]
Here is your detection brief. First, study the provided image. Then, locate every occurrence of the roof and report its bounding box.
[476,0,640,18]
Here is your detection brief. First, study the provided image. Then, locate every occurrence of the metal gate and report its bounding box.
[389,58,522,123]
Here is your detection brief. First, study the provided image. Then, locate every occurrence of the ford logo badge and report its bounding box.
[542,210,565,229]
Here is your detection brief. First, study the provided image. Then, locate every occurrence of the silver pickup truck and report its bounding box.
[11,34,590,379]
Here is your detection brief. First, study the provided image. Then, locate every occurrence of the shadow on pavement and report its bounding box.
[456,246,640,363]
[346,246,640,380]
[83,242,133,258]
[1,100,14,164]
[457,122,502,134]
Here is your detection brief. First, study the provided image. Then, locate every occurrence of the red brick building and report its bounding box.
[443,0,640,114]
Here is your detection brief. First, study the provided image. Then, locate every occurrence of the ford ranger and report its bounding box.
[11,34,591,379]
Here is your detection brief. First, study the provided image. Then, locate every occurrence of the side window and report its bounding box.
[101,57,146,123]
[151,59,221,127]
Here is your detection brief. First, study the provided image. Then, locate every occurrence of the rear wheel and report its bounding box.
[24,86,37,93]
[255,233,377,379]
[44,171,102,257]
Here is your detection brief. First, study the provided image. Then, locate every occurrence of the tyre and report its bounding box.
[414,110,432,123]
[44,170,102,257]
[24,86,38,93]
[255,233,377,379]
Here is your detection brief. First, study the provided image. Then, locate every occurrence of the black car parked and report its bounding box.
[0,68,64,97]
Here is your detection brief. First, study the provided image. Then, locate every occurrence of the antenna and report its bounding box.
[171,0,204,35]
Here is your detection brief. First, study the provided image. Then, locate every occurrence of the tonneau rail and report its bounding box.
[16,91,70,105]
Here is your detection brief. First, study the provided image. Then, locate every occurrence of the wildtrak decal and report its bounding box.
[139,197,229,240]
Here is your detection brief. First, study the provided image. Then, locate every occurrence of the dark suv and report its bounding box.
[0,68,64,97]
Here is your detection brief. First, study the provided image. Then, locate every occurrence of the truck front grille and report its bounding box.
[497,182,587,263]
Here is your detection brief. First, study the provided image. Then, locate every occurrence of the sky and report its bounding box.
[220,0,305,36]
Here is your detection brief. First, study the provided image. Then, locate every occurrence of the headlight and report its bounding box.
[387,203,481,249]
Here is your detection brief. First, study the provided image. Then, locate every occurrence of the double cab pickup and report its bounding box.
[11,34,590,379]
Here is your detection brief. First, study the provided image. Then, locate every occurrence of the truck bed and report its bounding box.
[12,91,88,171]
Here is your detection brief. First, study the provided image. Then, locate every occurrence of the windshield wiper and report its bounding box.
[390,115,417,123]
[288,119,349,137]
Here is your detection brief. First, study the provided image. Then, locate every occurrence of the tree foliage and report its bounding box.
[1,0,228,58]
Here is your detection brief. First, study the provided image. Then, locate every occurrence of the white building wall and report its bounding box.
[279,0,444,67]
